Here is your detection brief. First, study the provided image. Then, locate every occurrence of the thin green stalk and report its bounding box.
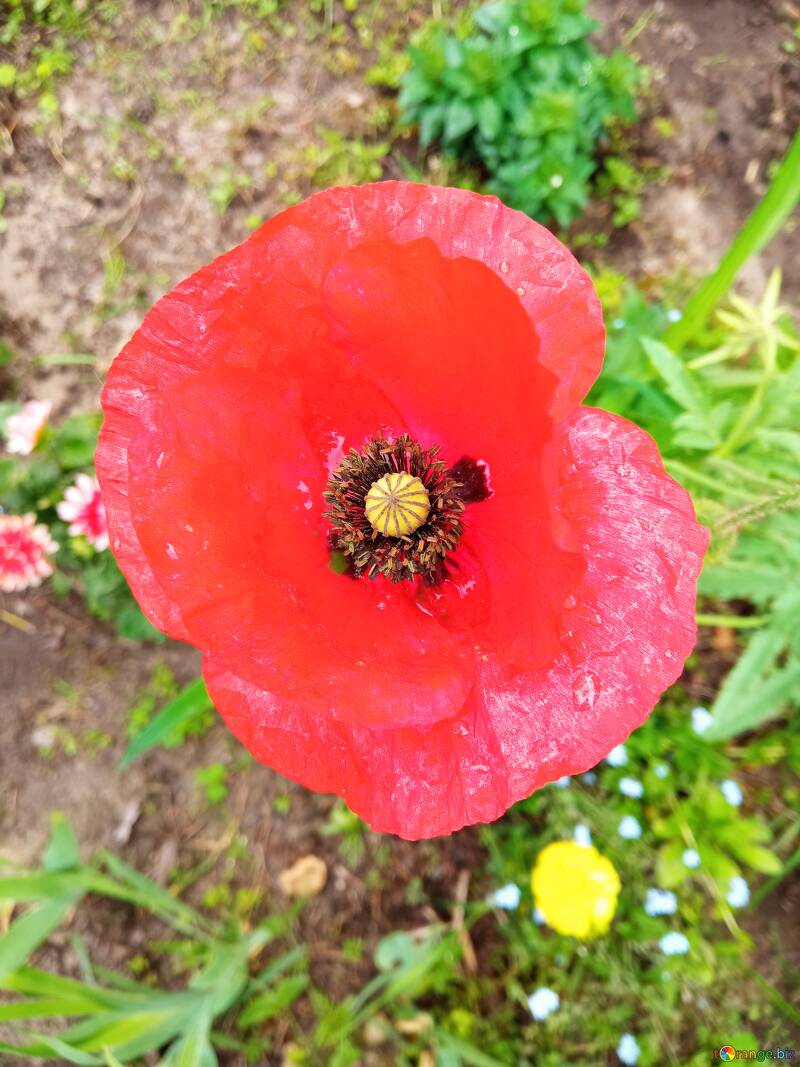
[664,131,800,353]
[696,613,767,629]
[714,482,800,539]
[665,459,752,501]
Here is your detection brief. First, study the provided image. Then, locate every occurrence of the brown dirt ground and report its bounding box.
[1,0,799,1063]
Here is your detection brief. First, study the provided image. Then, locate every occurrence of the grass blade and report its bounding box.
[0,897,83,982]
[0,1035,102,1064]
[120,679,213,769]
[94,853,212,938]
[0,872,90,901]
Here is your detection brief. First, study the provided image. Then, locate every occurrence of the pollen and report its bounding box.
[365,472,430,537]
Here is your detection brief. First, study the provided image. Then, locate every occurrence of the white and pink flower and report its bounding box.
[4,400,52,455]
[0,514,58,592]
[57,473,109,551]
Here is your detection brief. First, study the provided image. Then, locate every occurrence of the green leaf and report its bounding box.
[0,896,83,982]
[642,338,711,421]
[190,941,249,1016]
[114,603,166,643]
[728,842,782,875]
[51,413,101,469]
[0,1035,102,1064]
[120,679,213,768]
[417,103,444,147]
[162,1010,217,1067]
[36,353,95,367]
[1,966,131,1011]
[0,993,107,1022]
[237,974,308,1028]
[437,1030,511,1067]
[63,1006,189,1057]
[656,841,689,889]
[0,871,90,902]
[444,100,476,142]
[43,814,81,873]
[95,852,209,938]
[476,96,502,140]
[705,625,800,740]
[702,846,738,887]
[248,945,306,991]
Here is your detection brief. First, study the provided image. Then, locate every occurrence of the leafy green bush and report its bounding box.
[399,0,642,226]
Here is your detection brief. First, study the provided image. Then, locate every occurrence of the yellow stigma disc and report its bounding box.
[365,471,431,538]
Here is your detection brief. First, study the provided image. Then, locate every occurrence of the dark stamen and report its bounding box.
[449,457,492,504]
[324,434,466,583]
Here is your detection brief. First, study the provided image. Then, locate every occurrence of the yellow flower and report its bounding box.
[531,840,621,940]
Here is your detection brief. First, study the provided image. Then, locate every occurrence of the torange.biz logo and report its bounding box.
[714,1048,797,1062]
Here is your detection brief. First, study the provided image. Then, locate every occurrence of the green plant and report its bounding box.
[321,799,369,866]
[195,763,230,806]
[593,152,665,228]
[0,814,308,1065]
[399,0,643,226]
[0,0,110,112]
[305,129,389,187]
[302,926,488,1067]
[126,666,215,750]
[121,678,216,767]
[207,165,253,215]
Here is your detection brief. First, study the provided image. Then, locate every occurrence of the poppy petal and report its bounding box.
[202,407,707,838]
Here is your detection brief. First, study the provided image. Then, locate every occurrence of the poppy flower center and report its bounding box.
[324,434,485,583]
[365,472,430,537]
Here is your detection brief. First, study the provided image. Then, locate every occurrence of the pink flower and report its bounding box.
[4,400,52,455]
[57,473,109,551]
[0,514,58,592]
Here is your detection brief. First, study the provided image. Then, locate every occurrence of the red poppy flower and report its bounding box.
[97,182,707,839]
